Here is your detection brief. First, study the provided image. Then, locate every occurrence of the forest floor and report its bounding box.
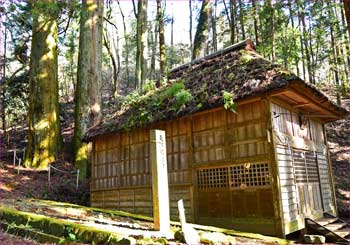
[0,91,349,243]
[322,89,350,220]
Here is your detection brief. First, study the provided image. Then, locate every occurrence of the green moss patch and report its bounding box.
[0,205,127,244]
[1,199,292,244]
[0,220,62,244]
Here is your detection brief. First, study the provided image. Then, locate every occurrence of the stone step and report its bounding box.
[334,227,350,238]
[315,217,338,226]
[324,222,347,231]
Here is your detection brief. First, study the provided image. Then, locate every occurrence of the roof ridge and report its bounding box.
[170,39,254,74]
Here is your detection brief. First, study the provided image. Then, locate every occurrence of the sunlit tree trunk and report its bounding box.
[307,5,315,84]
[251,0,259,46]
[103,31,118,96]
[230,0,236,44]
[287,0,300,76]
[340,2,350,87]
[136,0,148,90]
[189,0,193,52]
[297,2,306,81]
[267,0,275,60]
[344,0,350,44]
[211,0,218,52]
[298,1,312,83]
[25,0,62,169]
[157,0,167,77]
[150,23,157,80]
[73,0,103,179]
[117,0,130,84]
[238,0,245,40]
[327,1,341,104]
[192,0,211,59]
[1,27,7,146]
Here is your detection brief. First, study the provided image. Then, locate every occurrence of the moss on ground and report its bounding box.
[1,199,293,244]
[0,205,127,244]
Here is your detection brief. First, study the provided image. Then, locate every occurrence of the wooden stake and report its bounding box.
[150,130,170,234]
[17,158,21,175]
[13,149,16,165]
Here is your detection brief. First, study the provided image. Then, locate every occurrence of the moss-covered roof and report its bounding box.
[86,39,347,140]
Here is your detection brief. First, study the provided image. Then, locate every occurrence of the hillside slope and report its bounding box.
[326,94,350,220]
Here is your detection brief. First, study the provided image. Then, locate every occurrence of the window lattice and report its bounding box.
[197,167,228,189]
[293,150,319,183]
[229,163,270,188]
[197,163,270,189]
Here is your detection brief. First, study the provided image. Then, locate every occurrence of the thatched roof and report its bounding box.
[86,39,348,140]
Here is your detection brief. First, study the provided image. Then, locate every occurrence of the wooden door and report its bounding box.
[293,149,323,217]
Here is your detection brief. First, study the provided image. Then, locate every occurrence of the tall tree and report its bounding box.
[229,0,236,44]
[211,0,218,52]
[157,0,167,77]
[327,1,341,104]
[252,0,259,46]
[344,0,350,43]
[1,26,7,146]
[135,0,148,89]
[192,0,211,59]
[189,0,193,52]
[238,0,245,40]
[117,0,130,83]
[25,0,61,169]
[73,0,103,178]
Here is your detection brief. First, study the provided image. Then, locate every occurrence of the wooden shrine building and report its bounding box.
[85,40,348,237]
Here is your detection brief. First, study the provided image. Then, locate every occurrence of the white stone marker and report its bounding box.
[150,130,170,234]
[178,199,200,244]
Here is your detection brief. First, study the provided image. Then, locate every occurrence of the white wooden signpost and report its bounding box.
[150,130,170,235]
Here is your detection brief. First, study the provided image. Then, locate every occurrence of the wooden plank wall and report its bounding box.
[275,145,299,223]
[91,118,193,221]
[271,102,335,234]
[91,100,275,228]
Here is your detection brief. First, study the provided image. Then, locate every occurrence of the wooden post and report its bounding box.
[17,158,21,175]
[150,129,170,234]
[48,164,51,184]
[13,149,16,165]
[76,169,80,189]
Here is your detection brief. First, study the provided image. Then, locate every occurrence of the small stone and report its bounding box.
[137,237,154,245]
[118,236,137,245]
[199,231,233,245]
[155,237,168,244]
[174,230,185,243]
[304,234,326,244]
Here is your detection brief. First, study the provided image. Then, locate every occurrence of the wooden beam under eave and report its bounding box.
[287,84,340,119]
[270,90,289,97]
[293,103,310,108]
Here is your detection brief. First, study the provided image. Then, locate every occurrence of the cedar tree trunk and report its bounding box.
[73,0,103,179]
[25,0,62,169]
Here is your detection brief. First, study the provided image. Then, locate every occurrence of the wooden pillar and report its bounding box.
[150,130,170,234]
[264,98,285,238]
